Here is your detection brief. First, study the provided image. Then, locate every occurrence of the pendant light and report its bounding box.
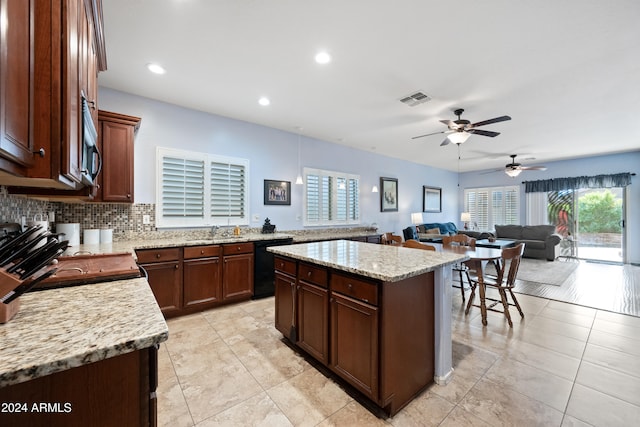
[295,127,303,185]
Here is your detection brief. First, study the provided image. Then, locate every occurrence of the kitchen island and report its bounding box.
[0,277,168,426]
[268,239,467,416]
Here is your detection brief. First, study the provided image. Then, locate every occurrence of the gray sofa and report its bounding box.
[494,225,561,261]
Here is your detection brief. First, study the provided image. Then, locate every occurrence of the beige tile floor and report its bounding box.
[158,282,640,426]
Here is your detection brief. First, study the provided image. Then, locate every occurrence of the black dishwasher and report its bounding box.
[253,237,294,299]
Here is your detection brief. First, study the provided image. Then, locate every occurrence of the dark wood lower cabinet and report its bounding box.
[0,347,157,427]
[142,260,182,317]
[297,281,329,364]
[274,270,296,340]
[222,251,254,301]
[137,244,253,318]
[183,256,221,308]
[330,292,379,400]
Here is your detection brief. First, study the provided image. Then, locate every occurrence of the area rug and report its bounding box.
[485,258,579,286]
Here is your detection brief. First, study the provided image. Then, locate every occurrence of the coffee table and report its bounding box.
[475,239,517,249]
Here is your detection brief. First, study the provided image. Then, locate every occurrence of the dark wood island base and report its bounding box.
[274,254,435,417]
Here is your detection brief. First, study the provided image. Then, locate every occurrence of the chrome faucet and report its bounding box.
[211,225,219,236]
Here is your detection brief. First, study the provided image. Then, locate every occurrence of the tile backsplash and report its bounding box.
[0,187,156,240]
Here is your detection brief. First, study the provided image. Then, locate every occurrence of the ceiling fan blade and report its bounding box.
[411,130,447,140]
[470,115,511,128]
[480,168,504,175]
[520,166,547,171]
[440,137,451,146]
[468,129,500,137]
[440,119,456,128]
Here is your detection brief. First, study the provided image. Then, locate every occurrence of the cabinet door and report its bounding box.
[142,261,182,316]
[222,253,253,300]
[60,0,83,184]
[297,281,329,364]
[0,0,35,170]
[183,257,221,308]
[330,292,379,400]
[274,271,296,341]
[100,119,134,202]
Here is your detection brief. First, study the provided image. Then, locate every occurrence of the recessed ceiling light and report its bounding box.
[258,97,270,106]
[146,63,166,75]
[314,51,331,64]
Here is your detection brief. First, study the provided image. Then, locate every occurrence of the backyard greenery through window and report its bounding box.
[156,147,249,228]
[304,167,360,226]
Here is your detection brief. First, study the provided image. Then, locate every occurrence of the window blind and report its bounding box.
[465,186,519,230]
[157,148,249,228]
[161,157,204,217]
[304,168,359,226]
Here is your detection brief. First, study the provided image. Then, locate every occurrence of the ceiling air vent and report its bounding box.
[399,91,432,107]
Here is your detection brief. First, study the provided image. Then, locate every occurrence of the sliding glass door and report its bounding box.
[548,188,624,263]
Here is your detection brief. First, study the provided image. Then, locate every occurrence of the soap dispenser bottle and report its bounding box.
[233,225,241,236]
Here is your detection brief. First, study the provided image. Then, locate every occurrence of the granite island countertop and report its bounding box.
[268,239,469,282]
[0,277,168,388]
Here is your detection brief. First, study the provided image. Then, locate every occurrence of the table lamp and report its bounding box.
[411,212,423,233]
[460,212,471,230]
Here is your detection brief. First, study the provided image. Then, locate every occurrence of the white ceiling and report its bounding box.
[99,0,640,173]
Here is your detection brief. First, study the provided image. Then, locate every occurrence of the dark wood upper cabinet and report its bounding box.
[0,0,35,173]
[0,0,107,189]
[98,110,141,203]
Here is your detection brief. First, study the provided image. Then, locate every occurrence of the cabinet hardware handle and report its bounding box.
[201,250,204,254]
[307,271,312,277]
[127,194,131,199]
[33,148,45,158]
[348,283,353,290]
[156,254,161,258]
[174,265,178,269]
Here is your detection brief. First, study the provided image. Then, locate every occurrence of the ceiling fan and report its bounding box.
[501,154,547,177]
[412,108,511,146]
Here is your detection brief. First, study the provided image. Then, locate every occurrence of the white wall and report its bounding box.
[98,88,460,236]
[459,152,640,264]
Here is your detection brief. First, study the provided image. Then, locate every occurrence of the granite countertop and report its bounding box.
[61,230,382,259]
[0,277,168,388]
[268,239,468,282]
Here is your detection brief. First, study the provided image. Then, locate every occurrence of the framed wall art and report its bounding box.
[423,186,442,213]
[264,180,291,205]
[380,177,398,212]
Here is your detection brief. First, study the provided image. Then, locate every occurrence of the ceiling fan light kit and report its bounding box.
[413,108,512,146]
[447,131,471,145]
[505,168,522,177]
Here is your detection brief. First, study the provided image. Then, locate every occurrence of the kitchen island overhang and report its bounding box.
[268,239,467,416]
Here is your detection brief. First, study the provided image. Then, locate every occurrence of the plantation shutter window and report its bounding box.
[211,161,246,220]
[465,186,519,231]
[304,168,360,226]
[156,148,249,228]
[161,157,204,218]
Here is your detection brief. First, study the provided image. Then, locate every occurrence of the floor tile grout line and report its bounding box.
[162,341,198,427]
[559,308,597,426]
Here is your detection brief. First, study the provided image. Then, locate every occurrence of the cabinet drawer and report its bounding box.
[331,273,378,306]
[275,256,296,276]
[136,248,181,263]
[299,263,328,287]
[184,245,221,259]
[222,242,254,255]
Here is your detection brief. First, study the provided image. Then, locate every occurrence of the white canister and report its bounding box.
[83,229,100,245]
[100,228,113,244]
[56,223,80,246]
